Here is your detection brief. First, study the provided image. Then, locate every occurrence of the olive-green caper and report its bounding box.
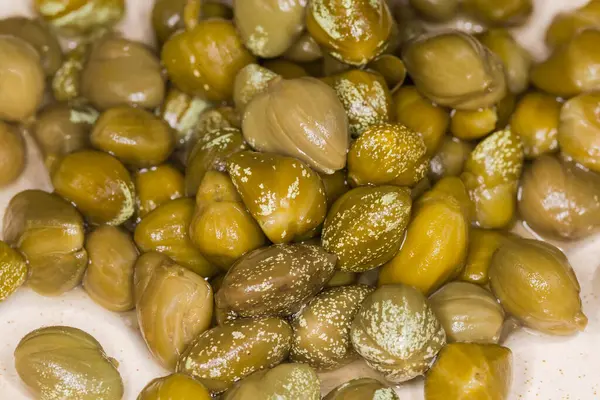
[429,136,473,182]
[243,77,349,174]
[519,156,600,240]
[320,170,350,207]
[33,104,97,173]
[233,64,279,112]
[160,87,212,148]
[284,32,323,63]
[263,59,308,78]
[81,36,165,110]
[190,171,266,269]
[326,271,357,287]
[558,92,600,173]
[351,284,446,382]
[290,284,373,370]
[306,0,393,66]
[135,164,185,220]
[0,17,62,76]
[184,106,241,160]
[15,326,123,400]
[52,150,135,226]
[0,36,44,122]
[162,19,255,102]
[462,0,532,26]
[450,107,498,140]
[461,129,524,229]
[490,238,588,335]
[136,257,213,369]
[216,243,336,321]
[34,0,125,36]
[459,228,511,285]
[348,123,429,187]
[83,226,138,312]
[322,186,412,272]
[134,198,219,278]
[367,54,407,93]
[510,92,561,158]
[495,92,517,129]
[531,30,600,97]
[0,241,27,301]
[409,0,459,22]
[91,107,175,168]
[223,363,321,400]
[138,374,212,400]
[0,122,26,187]
[234,0,306,58]
[379,177,470,294]
[425,343,512,400]
[185,127,247,196]
[323,378,399,400]
[403,31,506,111]
[133,251,172,305]
[429,282,505,344]
[546,0,600,48]
[52,43,88,102]
[177,317,292,393]
[3,190,87,296]
[393,86,450,155]
[227,151,328,243]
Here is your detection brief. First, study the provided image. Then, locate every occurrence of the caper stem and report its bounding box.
[184,0,202,31]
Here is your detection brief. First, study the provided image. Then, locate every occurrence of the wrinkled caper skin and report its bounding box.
[393,86,450,155]
[409,0,459,22]
[228,151,327,243]
[425,343,512,400]
[243,77,349,174]
[0,122,25,187]
[216,243,335,321]
[403,31,506,111]
[235,0,306,58]
[14,326,123,400]
[284,32,323,63]
[223,363,321,400]
[429,136,473,182]
[52,43,87,102]
[323,378,400,400]
[329,69,393,137]
[83,226,138,312]
[290,284,373,370]
[348,123,429,187]
[306,0,393,66]
[461,129,524,229]
[459,228,511,285]
[177,317,292,394]
[138,374,212,400]
[429,282,505,344]
[558,93,600,173]
[135,164,185,220]
[0,17,62,76]
[379,177,470,294]
[233,64,279,112]
[3,190,87,296]
[160,87,212,148]
[510,92,561,158]
[546,0,600,48]
[82,36,165,110]
[351,284,446,383]
[531,30,600,97]
[190,171,266,269]
[490,238,588,335]
[162,19,255,102]
[136,257,213,370]
[520,156,600,240]
[34,0,125,36]
[52,150,135,226]
[0,36,45,122]
[33,104,97,173]
[134,198,218,278]
[0,241,27,301]
[322,186,412,272]
[450,107,498,141]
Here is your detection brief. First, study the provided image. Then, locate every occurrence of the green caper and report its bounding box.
[263,59,310,78]
[135,164,185,220]
[52,43,88,102]
[450,107,498,140]
[0,241,27,301]
[462,0,532,26]
[233,64,279,112]
[133,251,171,304]
[34,0,125,36]
[546,0,600,48]
[160,87,212,149]
[409,0,459,22]
[326,271,357,287]
[138,374,212,400]
[459,228,511,285]
[429,136,473,182]
[322,186,412,272]
[183,106,241,161]
[0,121,26,187]
[367,54,407,92]
[284,32,323,63]
[323,378,399,400]
[320,170,350,207]
[14,326,123,400]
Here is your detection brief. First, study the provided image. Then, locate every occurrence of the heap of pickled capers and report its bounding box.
[0,0,598,399]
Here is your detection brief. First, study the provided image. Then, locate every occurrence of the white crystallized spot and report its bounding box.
[373,388,397,400]
[107,181,134,226]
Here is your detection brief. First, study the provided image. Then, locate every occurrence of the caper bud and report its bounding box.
[133,251,171,305]
[326,271,357,287]
[177,317,292,393]
[459,228,511,285]
[348,123,429,187]
[243,77,349,174]
[82,36,165,110]
[367,54,407,93]
[160,87,212,148]
[52,43,88,103]
[409,0,459,22]
[263,59,308,78]
[320,170,350,207]
[228,151,327,243]
[138,374,211,400]
[490,238,588,335]
[425,343,512,400]
[462,0,532,26]
[450,107,498,140]
[429,136,473,182]
[323,378,399,400]
[306,0,393,66]
[351,284,446,382]
[0,241,27,301]
[284,32,323,63]
[322,186,412,272]
[34,0,125,36]
[83,226,138,312]
[0,122,26,187]
[403,31,506,111]
[233,64,279,112]
[135,164,185,220]
[185,106,241,158]
[546,0,600,48]
[15,326,123,400]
